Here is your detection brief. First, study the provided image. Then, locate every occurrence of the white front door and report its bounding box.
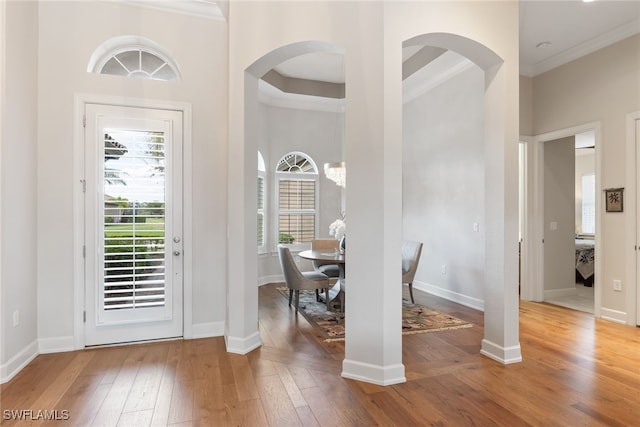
[84,104,183,346]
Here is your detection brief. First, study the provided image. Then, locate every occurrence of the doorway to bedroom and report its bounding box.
[543,130,596,314]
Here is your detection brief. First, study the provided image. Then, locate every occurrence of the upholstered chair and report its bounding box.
[278,245,330,312]
[402,241,423,304]
[310,239,341,279]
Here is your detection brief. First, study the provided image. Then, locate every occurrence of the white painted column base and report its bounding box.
[225,332,262,355]
[480,339,523,364]
[342,359,406,386]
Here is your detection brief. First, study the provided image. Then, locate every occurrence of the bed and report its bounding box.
[575,238,595,286]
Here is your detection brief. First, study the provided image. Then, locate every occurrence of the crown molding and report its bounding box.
[522,19,640,77]
[115,0,226,21]
[258,80,345,113]
[403,57,475,104]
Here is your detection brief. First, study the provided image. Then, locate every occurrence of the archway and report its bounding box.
[402,32,522,364]
[225,40,345,354]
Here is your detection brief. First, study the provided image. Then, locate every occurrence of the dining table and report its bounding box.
[298,249,345,311]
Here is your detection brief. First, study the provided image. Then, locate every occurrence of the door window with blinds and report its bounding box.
[276,152,318,248]
[102,130,167,311]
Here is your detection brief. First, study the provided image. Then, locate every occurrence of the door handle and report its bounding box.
[173,250,181,256]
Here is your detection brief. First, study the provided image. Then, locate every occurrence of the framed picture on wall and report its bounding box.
[605,188,624,212]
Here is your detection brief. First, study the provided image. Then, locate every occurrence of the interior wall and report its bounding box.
[403,63,485,308]
[533,34,640,318]
[0,0,39,380]
[519,75,534,137]
[543,136,576,294]
[35,1,228,345]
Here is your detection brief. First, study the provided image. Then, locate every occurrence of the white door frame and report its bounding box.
[520,121,602,318]
[625,111,640,326]
[73,94,193,349]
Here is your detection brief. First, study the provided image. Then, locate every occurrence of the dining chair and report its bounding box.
[311,239,341,279]
[402,240,423,304]
[278,245,330,313]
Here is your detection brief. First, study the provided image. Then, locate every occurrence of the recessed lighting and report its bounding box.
[536,41,552,49]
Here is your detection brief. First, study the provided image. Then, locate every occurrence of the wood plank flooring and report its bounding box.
[1,283,638,426]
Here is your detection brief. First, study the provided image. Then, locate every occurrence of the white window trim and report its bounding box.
[274,151,319,252]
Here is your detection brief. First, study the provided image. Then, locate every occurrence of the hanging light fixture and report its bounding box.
[324,161,346,187]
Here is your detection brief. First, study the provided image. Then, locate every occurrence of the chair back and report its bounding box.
[278,245,306,290]
[311,238,339,252]
[402,241,423,283]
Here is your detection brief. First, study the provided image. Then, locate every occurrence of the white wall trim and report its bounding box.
[225,331,262,355]
[118,0,226,21]
[73,93,193,348]
[414,280,485,312]
[0,340,38,384]
[259,274,284,286]
[543,287,578,300]
[38,336,75,354]
[480,339,523,364]
[523,122,603,317]
[341,359,406,386]
[523,19,640,77]
[625,111,640,326]
[600,307,627,324]
[191,321,225,339]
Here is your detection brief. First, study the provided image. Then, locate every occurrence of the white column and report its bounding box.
[340,1,405,385]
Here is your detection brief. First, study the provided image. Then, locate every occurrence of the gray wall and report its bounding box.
[402,64,485,307]
[533,34,640,314]
[544,137,576,293]
[1,0,39,375]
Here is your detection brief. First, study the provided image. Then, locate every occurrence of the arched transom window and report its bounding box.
[276,152,318,245]
[88,36,181,82]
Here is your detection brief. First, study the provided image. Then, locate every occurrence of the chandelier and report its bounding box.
[324,162,346,188]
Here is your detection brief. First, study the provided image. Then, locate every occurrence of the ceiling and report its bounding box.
[125,0,639,97]
[270,0,640,89]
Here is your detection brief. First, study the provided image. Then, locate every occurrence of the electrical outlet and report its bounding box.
[613,280,622,291]
[473,222,479,232]
[12,310,19,327]
[441,264,447,275]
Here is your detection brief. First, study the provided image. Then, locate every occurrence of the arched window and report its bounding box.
[88,36,181,81]
[258,151,267,252]
[276,152,319,246]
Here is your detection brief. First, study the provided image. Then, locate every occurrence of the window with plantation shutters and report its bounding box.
[102,130,167,311]
[258,151,267,252]
[276,152,318,246]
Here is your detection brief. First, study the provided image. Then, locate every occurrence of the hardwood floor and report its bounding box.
[1,283,638,426]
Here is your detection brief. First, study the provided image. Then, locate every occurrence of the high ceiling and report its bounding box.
[125,0,640,91]
[272,0,640,85]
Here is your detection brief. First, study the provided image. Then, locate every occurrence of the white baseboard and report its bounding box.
[544,287,578,300]
[600,307,627,324]
[225,331,262,355]
[38,336,75,354]
[341,359,406,386]
[0,340,38,384]
[258,274,283,286]
[480,339,523,364]
[414,280,485,311]
[191,321,225,339]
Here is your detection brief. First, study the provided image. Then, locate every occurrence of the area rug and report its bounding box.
[276,287,472,342]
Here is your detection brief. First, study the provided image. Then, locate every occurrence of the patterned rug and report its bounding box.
[276,287,472,342]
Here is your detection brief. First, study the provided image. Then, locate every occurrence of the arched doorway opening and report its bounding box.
[401,32,522,364]
[225,41,345,354]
